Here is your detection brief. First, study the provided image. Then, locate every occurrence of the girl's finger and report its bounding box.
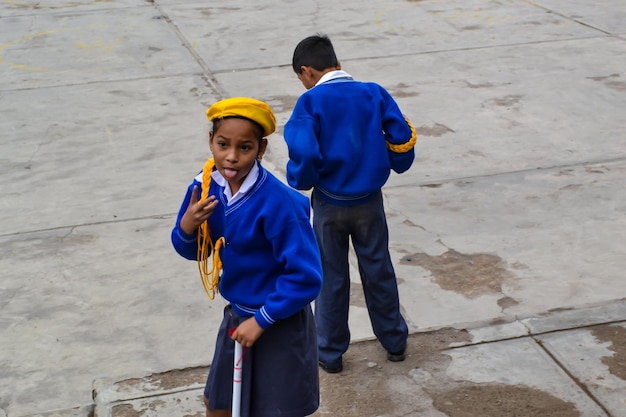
[189,186,199,204]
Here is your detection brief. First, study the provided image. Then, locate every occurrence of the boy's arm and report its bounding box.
[386,116,416,173]
[380,88,417,173]
[284,111,323,190]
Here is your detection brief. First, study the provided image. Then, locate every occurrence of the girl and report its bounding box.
[171,97,322,417]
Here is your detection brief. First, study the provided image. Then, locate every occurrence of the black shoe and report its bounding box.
[387,349,406,362]
[319,360,343,373]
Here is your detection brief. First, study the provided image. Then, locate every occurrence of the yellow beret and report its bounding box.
[206,97,276,137]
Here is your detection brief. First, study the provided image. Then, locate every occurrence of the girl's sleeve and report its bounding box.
[171,179,202,260]
[254,197,323,329]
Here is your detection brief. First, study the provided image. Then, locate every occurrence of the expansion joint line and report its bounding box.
[443,317,625,417]
[151,2,227,99]
[533,339,613,417]
[524,0,612,35]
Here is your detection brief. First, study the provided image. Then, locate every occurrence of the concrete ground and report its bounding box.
[1,0,625,416]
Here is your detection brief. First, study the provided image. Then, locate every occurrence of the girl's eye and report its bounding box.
[217,141,227,148]
[241,145,252,151]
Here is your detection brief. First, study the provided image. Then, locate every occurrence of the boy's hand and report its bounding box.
[231,317,264,348]
[180,186,218,234]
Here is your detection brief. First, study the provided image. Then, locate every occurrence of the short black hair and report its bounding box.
[292,34,338,74]
[212,116,264,143]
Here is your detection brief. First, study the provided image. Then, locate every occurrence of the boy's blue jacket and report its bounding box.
[284,78,415,205]
[171,163,322,329]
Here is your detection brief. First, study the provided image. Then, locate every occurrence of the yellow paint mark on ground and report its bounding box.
[3,0,112,8]
[0,30,59,71]
[437,8,517,27]
[1,24,115,71]
[373,5,412,33]
[373,4,518,33]
[74,39,117,54]
[434,4,569,29]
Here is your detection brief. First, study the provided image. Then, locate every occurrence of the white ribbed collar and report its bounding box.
[315,70,353,87]
[211,161,260,206]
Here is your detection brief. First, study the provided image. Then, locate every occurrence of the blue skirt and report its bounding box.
[204,305,319,417]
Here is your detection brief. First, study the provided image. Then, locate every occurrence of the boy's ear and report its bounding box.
[336,61,342,70]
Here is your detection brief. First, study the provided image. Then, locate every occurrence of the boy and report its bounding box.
[284,35,417,373]
[172,97,323,416]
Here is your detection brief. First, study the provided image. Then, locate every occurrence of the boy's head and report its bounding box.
[292,34,340,90]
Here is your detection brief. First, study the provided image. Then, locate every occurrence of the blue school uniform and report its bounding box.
[284,71,415,205]
[284,71,414,369]
[171,161,322,416]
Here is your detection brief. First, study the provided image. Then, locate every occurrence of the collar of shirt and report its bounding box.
[315,70,354,87]
[211,161,260,206]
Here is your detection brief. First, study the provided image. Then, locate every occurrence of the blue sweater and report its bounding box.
[284,78,415,205]
[171,163,322,329]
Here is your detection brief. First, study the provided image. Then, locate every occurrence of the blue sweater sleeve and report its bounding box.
[254,213,322,329]
[284,97,323,190]
[380,87,416,173]
[171,178,202,260]
[387,147,415,174]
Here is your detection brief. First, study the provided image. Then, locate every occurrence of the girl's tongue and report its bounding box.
[224,168,238,180]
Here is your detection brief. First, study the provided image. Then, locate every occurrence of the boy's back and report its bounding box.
[285,77,414,204]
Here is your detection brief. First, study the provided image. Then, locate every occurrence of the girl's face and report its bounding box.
[209,118,267,195]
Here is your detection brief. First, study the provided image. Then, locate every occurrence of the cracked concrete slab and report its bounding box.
[0,75,220,235]
[529,0,626,34]
[0,219,218,415]
[0,6,199,88]
[1,0,625,416]
[537,323,626,416]
[386,160,626,331]
[89,325,617,417]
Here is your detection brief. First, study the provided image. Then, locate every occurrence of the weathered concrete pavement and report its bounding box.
[1,0,625,416]
[88,304,626,417]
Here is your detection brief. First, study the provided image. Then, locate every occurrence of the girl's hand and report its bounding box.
[231,317,264,348]
[180,186,219,234]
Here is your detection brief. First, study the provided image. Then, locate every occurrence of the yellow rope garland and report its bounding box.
[197,157,225,300]
[386,116,418,153]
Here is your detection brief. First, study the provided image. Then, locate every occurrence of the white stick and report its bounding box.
[232,340,243,417]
